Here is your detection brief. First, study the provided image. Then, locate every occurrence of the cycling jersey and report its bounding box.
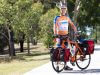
[54,16,71,35]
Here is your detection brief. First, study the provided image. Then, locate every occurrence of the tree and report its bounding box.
[0,0,44,55]
[39,8,59,47]
[15,1,44,55]
[77,0,99,42]
[0,25,8,54]
[0,0,18,57]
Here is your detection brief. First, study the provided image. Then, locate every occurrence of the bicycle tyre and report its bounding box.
[51,48,66,73]
[75,50,91,70]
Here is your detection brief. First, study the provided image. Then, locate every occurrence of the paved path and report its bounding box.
[24,45,100,75]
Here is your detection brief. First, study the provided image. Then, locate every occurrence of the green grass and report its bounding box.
[0,43,50,75]
[0,55,50,75]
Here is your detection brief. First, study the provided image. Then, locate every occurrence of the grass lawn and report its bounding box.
[0,43,50,75]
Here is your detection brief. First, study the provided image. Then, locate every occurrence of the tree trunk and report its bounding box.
[19,32,25,52]
[20,41,24,52]
[8,27,15,57]
[27,37,30,55]
[62,0,66,4]
[0,48,4,54]
[72,0,81,40]
[73,0,81,26]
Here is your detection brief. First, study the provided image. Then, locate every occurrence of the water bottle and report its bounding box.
[83,47,87,54]
[71,45,75,56]
[84,48,87,51]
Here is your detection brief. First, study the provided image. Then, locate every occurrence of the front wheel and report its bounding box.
[75,50,91,70]
[52,61,66,73]
[51,48,65,73]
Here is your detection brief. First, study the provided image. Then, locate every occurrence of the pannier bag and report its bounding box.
[50,47,55,61]
[50,48,59,61]
[51,48,70,61]
[51,48,63,61]
[83,40,94,55]
[64,49,70,62]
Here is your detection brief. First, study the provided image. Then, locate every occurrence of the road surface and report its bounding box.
[24,45,100,75]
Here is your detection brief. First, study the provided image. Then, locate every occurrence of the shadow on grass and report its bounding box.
[1,45,49,62]
[28,58,50,61]
[15,46,39,53]
[10,52,50,62]
[62,69,100,74]
[0,51,50,63]
[26,52,49,56]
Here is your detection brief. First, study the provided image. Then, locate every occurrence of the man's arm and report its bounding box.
[53,16,60,35]
[53,17,57,35]
[53,23,57,35]
[68,17,77,33]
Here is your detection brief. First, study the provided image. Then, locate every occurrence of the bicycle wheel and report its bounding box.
[75,50,91,70]
[51,48,65,73]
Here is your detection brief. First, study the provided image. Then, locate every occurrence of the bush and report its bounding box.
[39,8,59,47]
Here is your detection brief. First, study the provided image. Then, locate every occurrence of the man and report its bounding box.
[53,5,77,70]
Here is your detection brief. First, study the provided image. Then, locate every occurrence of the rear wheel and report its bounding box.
[51,48,65,73]
[75,50,91,70]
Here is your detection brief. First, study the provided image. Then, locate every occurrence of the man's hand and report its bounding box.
[74,32,79,37]
[53,34,58,38]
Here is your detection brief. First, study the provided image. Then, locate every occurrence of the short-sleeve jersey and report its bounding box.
[54,16,70,35]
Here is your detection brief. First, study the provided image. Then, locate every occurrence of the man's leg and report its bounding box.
[64,39,73,70]
[55,38,61,47]
[68,39,75,66]
[56,38,73,70]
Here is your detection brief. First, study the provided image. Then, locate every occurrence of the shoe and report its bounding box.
[64,66,73,70]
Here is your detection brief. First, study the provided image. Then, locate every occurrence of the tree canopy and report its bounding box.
[0,0,99,53]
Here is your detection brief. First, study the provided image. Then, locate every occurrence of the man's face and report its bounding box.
[61,8,66,16]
